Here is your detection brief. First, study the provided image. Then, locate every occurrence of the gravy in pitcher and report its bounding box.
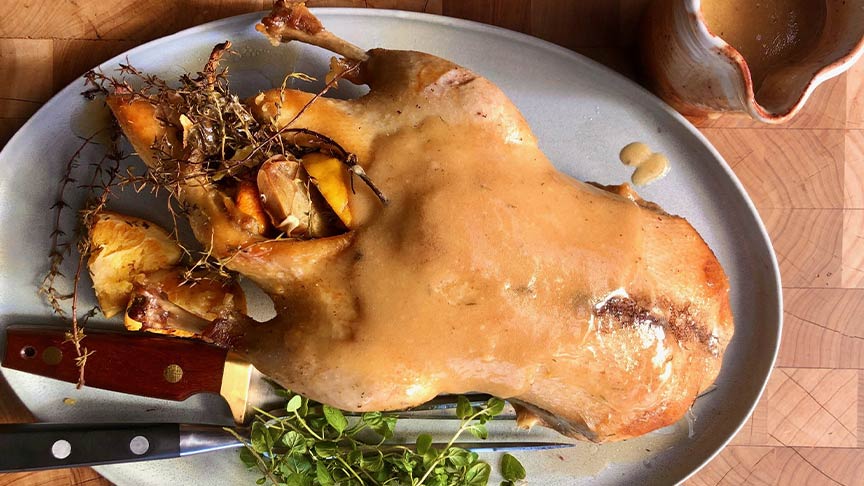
[701,0,826,87]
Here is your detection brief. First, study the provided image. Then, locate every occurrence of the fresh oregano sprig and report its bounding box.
[231,390,526,486]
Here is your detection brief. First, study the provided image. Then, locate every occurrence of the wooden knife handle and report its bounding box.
[2,327,228,401]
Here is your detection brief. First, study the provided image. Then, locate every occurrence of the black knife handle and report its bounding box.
[0,422,180,472]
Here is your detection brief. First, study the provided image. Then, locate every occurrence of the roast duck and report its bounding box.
[93,2,734,442]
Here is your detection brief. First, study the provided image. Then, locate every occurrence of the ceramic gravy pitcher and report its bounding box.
[641,0,864,123]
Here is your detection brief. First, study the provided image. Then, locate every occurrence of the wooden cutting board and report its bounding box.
[1,1,862,485]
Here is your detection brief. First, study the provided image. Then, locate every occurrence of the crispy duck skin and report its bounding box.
[105,2,734,442]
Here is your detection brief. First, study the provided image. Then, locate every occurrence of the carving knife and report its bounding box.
[1,326,280,425]
[0,329,576,472]
[2,327,514,423]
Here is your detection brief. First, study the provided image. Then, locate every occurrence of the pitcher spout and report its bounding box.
[641,0,864,124]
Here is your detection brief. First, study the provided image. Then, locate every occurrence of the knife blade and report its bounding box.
[1,327,281,425]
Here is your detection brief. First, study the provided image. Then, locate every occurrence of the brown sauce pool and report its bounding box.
[701,0,826,88]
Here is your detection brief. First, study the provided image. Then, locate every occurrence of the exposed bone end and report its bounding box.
[125,283,255,348]
[257,1,368,61]
[510,399,600,443]
[125,285,213,340]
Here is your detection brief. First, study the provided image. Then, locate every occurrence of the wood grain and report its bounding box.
[849,56,864,129]
[765,368,858,448]
[692,446,864,486]
[778,289,864,369]
[846,130,864,208]
[0,38,52,146]
[760,208,843,288]
[0,468,108,486]
[0,1,270,41]
[530,0,620,49]
[1,1,863,485]
[701,129,844,209]
[444,0,531,33]
[52,40,138,93]
[0,119,26,148]
[843,210,864,289]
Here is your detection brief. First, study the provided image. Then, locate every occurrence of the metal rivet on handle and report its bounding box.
[164,364,183,383]
[51,439,71,459]
[129,435,150,455]
[42,346,63,365]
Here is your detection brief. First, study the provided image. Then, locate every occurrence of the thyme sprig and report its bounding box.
[232,391,526,486]
[40,134,99,316]
[39,124,125,387]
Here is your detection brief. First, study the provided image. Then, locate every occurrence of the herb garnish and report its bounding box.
[229,391,526,486]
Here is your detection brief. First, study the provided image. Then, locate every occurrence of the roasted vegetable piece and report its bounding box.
[301,152,353,227]
[88,212,182,318]
[231,180,270,235]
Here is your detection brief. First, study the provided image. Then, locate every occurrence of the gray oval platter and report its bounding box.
[0,8,782,485]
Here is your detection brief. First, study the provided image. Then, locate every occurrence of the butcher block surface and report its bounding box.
[1,0,863,484]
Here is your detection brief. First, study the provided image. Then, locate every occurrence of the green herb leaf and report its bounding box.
[281,430,306,454]
[315,461,333,486]
[500,453,526,481]
[465,462,491,486]
[250,421,270,453]
[366,451,386,472]
[422,448,438,467]
[456,395,474,419]
[313,441,338,457]
[285,395,302,413]
[449,449,470,468]
[239,447,257,468]
[362,411,396,439]
[322,405,348,434]
[283,473,307,486]
[467,423,488,440]
[416,433,433,455]
[486,397,505,417]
